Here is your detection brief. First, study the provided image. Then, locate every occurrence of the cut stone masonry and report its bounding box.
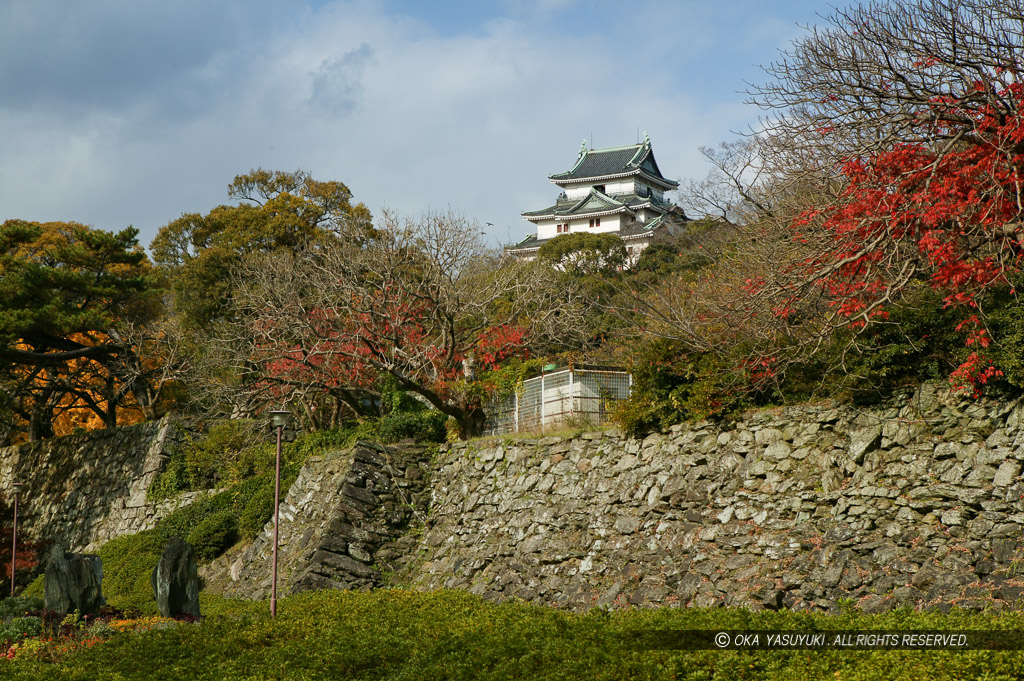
[201,441,432,599]
[5,383,1024,614]
[0,415,201,552]
[397,383,1024,613]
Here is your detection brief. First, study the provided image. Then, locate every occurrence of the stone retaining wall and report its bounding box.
[202,441,433,599]
[398,384,1024,613]
[0,416,193,552]
[9,384,1024,615]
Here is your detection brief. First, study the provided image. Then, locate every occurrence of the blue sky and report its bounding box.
[0,0,833,248]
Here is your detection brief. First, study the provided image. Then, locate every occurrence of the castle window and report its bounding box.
[588,217,601,228]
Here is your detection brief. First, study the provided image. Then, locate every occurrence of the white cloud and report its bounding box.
[0,0,811,247]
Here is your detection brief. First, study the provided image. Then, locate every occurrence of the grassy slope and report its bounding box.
[3,590,1024,680]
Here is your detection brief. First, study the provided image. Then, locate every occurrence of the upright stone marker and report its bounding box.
[44,545,105,617]
[151,537,200,618]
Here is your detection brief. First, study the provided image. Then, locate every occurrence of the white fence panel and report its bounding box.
[483,368,631,436]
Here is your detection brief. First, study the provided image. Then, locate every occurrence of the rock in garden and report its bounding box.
[44,545,105,617]
[151,537,201,618]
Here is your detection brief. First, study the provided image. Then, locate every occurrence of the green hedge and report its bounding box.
[2,590,1024,680]
[186,510,239,563]
[96,532,167,614]
[0,596,43,621]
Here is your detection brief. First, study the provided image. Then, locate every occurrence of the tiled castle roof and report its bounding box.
[548,138,678,189]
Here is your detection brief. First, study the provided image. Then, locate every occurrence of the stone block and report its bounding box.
[44,545,105,617]
[311,550,379,579]
[941,508,968,526]
[858,595,894,614]
[994,461,1022,487]
[614,517,641,534]
[151,537,200,618]
[992,539,1018,564]
[848,426,882,463]
[341,483,376,506]
[754,428,784,445]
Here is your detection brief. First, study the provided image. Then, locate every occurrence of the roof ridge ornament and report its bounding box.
[643,131,650,144]
[580,139,588,157]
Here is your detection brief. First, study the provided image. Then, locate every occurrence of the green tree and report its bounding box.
[630,219,726,278]
[151,168,373,331]
[0,220,158,441]
[537,232,627,276]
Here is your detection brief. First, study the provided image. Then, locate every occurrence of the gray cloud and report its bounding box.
[0,1,272,119]
[0,0,822,248]
[309,43,374,114]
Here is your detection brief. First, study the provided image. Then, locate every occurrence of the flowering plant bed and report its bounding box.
[0,597,187,662]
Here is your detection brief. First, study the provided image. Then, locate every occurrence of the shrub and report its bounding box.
[0,596,43,620]
[810,284,966,404]
[186,510,239,562]
[982,279,1024,392]
[96,531,166,615]
[284,428,343,459]
[230,465,302,541]
[615,339,749,436]
[19,576,43,600]
[236,479,276,541]
[183,420,264,487]
[156,491,233,543]
[0,615,41,645]
[149,420,267,501]
[376,410,447,444]
[3,591,1024,680]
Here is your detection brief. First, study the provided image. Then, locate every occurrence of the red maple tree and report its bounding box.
[788,86,1024,394]
[225,211,582,438]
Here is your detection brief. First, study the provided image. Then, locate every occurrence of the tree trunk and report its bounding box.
[102,376,118,428]
[28,403,54,441]
[454,406,486,440]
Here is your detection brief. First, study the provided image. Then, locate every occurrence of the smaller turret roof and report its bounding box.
[505,212,678,254]
[521,188,673,222]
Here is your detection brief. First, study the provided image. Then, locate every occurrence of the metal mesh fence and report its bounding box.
[483,367,632,436]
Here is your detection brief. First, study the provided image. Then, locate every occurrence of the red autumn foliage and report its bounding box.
[0,522,40,595]
[474,324,530,371]
[789,85,1024,394]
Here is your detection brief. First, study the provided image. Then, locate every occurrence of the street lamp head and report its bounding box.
[11,481,24,492]
[269,410,292,429]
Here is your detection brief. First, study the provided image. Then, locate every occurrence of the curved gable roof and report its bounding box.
[549,139,679,189]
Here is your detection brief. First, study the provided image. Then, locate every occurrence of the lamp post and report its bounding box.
[9,481,23,598]
[269,410,291,617]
